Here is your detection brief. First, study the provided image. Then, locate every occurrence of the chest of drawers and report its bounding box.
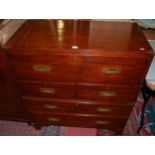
[1,20,154,134]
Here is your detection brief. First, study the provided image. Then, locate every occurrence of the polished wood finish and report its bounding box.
[0,49,26,121]
[22,97,133,117]
[77,84,139,101]
[0,20,154,134]
[0,52,10,113]
[4,20,152,52]
[19,81,76,99]
[8,54,148,84]
[29,112,127,132]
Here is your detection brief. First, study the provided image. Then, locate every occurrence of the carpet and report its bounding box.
[0,94,154,136]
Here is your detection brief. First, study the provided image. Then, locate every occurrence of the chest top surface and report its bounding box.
[3,20,153,54]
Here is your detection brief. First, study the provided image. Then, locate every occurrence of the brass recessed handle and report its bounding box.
[45,104,58,109]
[48,117,60,122]
[40,87,55,94]
[97,107,111,112]
[95,121,108,124]
[99,91,115,97]
[33,65,51,72]
[103,67,120,74]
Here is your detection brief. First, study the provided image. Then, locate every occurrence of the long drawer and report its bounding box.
[8,53,147,66]
[22,97,133,117]
[29,112,127,130]
[8,54,147,84]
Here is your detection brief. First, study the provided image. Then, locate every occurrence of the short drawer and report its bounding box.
[78,56,147,84]
[8,54,80,82]
[77,84,139,102]
[19,81,76,99]
[22,97,133,117]
[10,62,78,82]
[8,54,81,64]
[78,64,146,84]
[29,112,127,130]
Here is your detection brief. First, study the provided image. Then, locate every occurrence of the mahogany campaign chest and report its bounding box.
[0,20,154,134]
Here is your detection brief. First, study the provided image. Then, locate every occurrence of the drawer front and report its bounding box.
[11,62,78,82]
[80,56,147,65]
[30,112,127,130]
[78,56,147,84]
[8,54,147,66]
[8,54,81,64]
[77,84,139,102]
[8,54,80,82]
[9,54,147,84]
[22,97,133,116]
[19,81,75,99]
[79,63,145,84]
